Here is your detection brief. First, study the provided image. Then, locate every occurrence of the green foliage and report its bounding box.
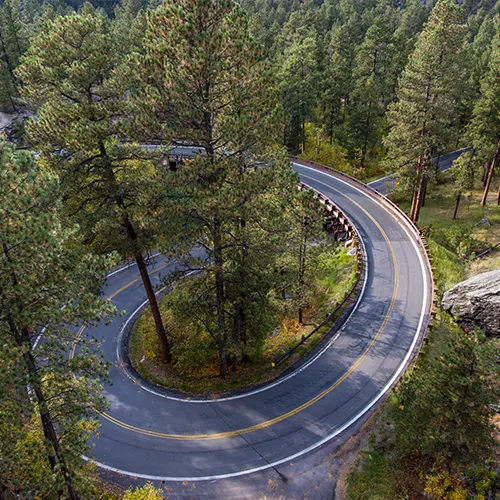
[141,0,279,154]
[17,5,163,259]
[393,328,500,465]
[122,482,163,500]
[300,122,352,174]
[0,139,115,498]
[444,225,480,259]
[450,149,477,195]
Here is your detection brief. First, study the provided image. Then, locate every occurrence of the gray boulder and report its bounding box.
[441,269,500,336]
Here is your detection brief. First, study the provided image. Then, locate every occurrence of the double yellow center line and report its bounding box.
[82,181,400,441]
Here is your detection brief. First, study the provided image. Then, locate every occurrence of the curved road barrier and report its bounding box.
[75,159,433,481]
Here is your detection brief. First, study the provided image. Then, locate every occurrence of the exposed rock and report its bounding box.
[475,217,492,227]
[442,269,500,335]
[0,109,32,145]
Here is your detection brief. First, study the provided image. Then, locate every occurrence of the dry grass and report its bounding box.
[129,248,356,395]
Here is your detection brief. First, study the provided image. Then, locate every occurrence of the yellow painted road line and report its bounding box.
[70,262,170,358]
[94,185,400,441]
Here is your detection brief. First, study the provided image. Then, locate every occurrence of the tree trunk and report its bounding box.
[481,149,499,207]
[96,139,171,362]
[482,160,489,186]
[497,183,500,205]
[420,175,428,208]
[413,173,427,223]
[411,156,426,223]
[7,313,80,500]
[121,214,171,362]
[360,100,373,172]
[409,188,418,222]
[212,217,227,378]
[453,191,461,220]
[298,227,307,324]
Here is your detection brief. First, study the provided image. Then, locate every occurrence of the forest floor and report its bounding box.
[128,245,357,395]
[344,171,500,499]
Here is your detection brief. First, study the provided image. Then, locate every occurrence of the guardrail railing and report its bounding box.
[289,156,436,375]
[273,180,367,368]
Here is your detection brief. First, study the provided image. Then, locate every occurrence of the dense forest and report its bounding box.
[1,0,500,498]
[2,0,500,219]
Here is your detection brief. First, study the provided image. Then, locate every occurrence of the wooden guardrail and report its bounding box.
[289,156,436,374]
[273,181,366,368]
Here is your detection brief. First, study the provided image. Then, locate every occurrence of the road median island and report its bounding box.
[125,243,361,396]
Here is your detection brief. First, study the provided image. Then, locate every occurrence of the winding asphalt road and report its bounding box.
[76,160,433,482]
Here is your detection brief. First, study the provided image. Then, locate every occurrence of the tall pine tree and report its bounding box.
[139,0,284,376]
[16,4,174,362]
[385,0,468,222]
[0,140,114,499]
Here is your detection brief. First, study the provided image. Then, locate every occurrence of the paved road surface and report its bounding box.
[73,159,432,496]
[368,148,469,194]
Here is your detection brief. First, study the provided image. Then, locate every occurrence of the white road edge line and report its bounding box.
[107,251,161,278]
[84,164,430,481]
[33,253,162,349]
[112,214,368,403]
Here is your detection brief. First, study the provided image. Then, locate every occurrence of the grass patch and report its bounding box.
[395,171,500,295]
[345,171,500,500]
[347,445,398,500]
[129,245,356,394]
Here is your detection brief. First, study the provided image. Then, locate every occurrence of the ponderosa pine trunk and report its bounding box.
[231,218,249,371]
[6,314,80,500]
[410,156,425,222]
[420,175,428,208]
[409,188,418,222]
[121,213,171,363]
[453,191,461,220]
[2,243,79,500]
[482,160,489,186]
[212,217,227,377]
[97,140,171,363]
[481,147,499,206]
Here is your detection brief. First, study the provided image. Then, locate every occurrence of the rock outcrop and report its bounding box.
[441,269,500,335]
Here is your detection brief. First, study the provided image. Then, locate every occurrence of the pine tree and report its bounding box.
[278,34,321,152]
[350,5,398,171]
[16,4,174,362]
[287,188,327,324]
[465,20,500,206]
[139,0,283,376]
[0,140,114,499]
[469,12,495,94]
[164,151,297,374]
[112,0,145,56]
[385,0,468,222]
[394,328,500,465]
[322,2,365,145]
